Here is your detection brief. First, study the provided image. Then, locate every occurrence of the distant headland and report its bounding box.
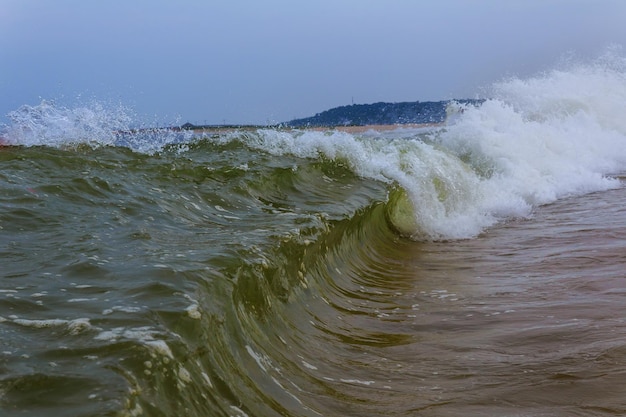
[284,100,481,128]
[177,99,482,132]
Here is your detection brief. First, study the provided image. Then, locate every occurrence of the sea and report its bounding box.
[2,54,626,417]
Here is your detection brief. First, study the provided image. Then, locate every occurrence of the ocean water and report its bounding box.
[2,54,626,416]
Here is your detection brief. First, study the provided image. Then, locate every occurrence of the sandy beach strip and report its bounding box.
[305,123,442,133]
[191,122,442,136]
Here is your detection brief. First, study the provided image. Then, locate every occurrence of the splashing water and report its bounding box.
[2,100,131,146]
[1,100,192,153]
[2,50,626,240]
[2,50,626,417]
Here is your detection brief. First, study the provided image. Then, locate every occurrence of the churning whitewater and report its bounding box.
[4,54,626,241]
[1,53,626,416]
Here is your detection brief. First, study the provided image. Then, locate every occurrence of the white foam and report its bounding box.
[1,99,192,153]
[208,52,626,240]
[10,317,94,334]
[145,340,174,359]
[67,318,93,335]
[200,371,214,388]
[340,378,375,386]
[229,405,250,417]
[13,318,69,328]
[67,298,98,303]
[178,366,192,383]
[4,51,625,240]
[185,303,202,319]
[246,344,268,372]
[2,100,129,147]
[94,326,174,358]
[102,305,143,315]
[439,53,626,225]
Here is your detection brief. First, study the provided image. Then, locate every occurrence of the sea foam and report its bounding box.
[2,52,625,240]
[219,52,626,240]
[439,52,626,225]
[0,99,191,153]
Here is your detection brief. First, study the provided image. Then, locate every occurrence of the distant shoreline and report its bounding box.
[187,122,443,136]
[301,123,443,133]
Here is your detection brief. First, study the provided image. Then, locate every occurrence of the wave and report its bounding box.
[210,51,626,240]
[4,50,626,414]
[3,50,626,241]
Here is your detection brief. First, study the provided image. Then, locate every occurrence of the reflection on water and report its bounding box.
[276,186,626,416]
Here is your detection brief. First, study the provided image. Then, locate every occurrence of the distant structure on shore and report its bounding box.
[285,100,482,128]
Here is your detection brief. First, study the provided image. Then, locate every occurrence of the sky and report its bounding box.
[1,0,626,126]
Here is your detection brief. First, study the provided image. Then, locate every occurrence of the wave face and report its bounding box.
[1,52,626,416]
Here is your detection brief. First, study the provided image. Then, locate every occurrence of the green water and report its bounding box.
[2,134,626,416]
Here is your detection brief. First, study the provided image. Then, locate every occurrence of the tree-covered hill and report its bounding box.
[285,100,481,127]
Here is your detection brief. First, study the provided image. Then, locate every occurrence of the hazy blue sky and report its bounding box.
[2,0,625,125]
